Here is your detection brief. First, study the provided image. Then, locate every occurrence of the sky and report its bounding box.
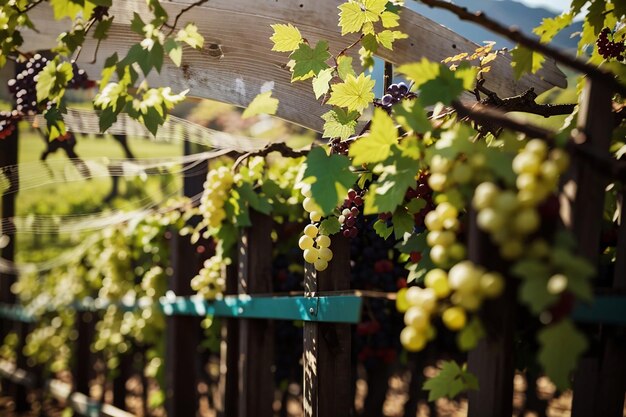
[514,0,571,13]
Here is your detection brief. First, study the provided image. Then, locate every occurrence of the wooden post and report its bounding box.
[218,261,239,417]
[467,212,515,417]
[562,80,624,417]
[164,141,206,416]
[73,311,95,417]
[303,234,352,417]
[237,210,274,417]
[112,351,133,410]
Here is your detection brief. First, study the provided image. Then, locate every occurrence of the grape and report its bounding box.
[298,235,314,250]
[476,208,504,232]
[374,82,416,112]
[429,245,449,266]
[442,306,467,331]
[304,224,319,238]
[404,306,429,330]
[396,288,410,312]
[314,258,328,271]
[480,272,504,298]
[512,208,540,235]
[199,166,234,228]
[303,248,319,263]
[424,211,443,231]
[512,152,541,175]
[400,326,426,352]
[596,27,625,61]
[316,235,331,248]
[547,274,568,295]
[309,211,322,222]
[473,182,499,210]
[451,292,482,311]
[499,239,524,260]
[448,261,482,293]
[303,197,317,213]
[318,247,333,262]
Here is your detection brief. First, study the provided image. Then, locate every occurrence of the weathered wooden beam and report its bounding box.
[218,260,239,417]
[23,0,566,132]
[303,234,352,417]
[237,210,274,417]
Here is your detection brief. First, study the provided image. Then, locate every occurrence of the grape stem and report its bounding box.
[163,0,211,37]
[232,142,309,171]
[417,0,626,97]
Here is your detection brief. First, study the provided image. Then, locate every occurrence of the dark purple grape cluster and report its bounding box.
[8,54,48,115]
[329,137,350,155]
[67,61,95,89]
[407,171,435,229]
[0,111,19,140]
[374,82,416,112]
[597,28,625,61]
[340,188,364,238]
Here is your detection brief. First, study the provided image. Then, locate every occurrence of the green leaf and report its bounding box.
[392,208,413,240]
[375,30,407,50]
[533,12,574,44]
[290,41,330,80]
[396,58,440,89]
[457,317,485,351]
[393,99,431,134]
[406,253,434,283]
[94,17,114,40]
[395,232,427,254]
[349,108,397,165]
[270,23,303,52]
[337,55,356,81]
[512,259,554,314]
[165,38,183,67]
[419,68,465,106]
[130,13,145,35]
[36,60,73,103]
[242,91,279,119]
[364,148,418,214]
[302,147,358,215]
[327,73,375,113]
[338,0,388,35]
[537,319,587,390]
[511,46,545,79]
[312,68,334,99]
[176,23,204,49]
[321,108,359,140]
[373,219,393,239]
[237,182,273,215]
[423,361,479,401]
[406,198,426,214]
[44,106,66,140]
[99,106,118,132]
[319,217,341,235]
[50,0,94,19]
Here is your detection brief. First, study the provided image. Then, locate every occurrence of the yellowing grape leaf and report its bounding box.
[533,12,574,44]
[376,30,408,50]
[338,0,388,35]
[321,108,359,139]
[511,46,545,79]
[337,55,356,80]
[242,91,279,119]
[327,73,375,113]
[302,147,357,215]
[176,23,204,49]
[290,41,331,80]
[397,58,441,89]
[349,108,398,165]
[270,23,303,52]
[312,68,334,99]
[538,319,587,391]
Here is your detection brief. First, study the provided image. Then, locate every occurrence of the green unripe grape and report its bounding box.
[513,208,540,235]
[309,211,322,222]
[480,272,505,298]
[420,288,437,312]
[427,231,456,247]
[473,182,499,210]
[426,324,437,341]
[540,160,559,183]
[493,190,518,213]
[405,286,424,306]
[303,197,317,213]
[500,239,524,260]
[448,243,467,261]
[316,235,331,248]
[451,163,473,184]
[428,173,447,192]
[301,185,313,198]
[298,235,314,250]
[512,152,541,175]
[396,288,409,313]
[314,258,328,272]
[470,153,486,168]
[404,306,429,329]
[303,248,319,263]
[436,202,459,221]
[424,211,443,231]
[442,306,467,331]
[476,208,504,232]
[442,217,460,232]
[547,274,568,294]
[525,139,548,158]
[516,173,538,192]
[430,154,453,173]
[304,224,319,238]
[451,291,482,311]
[429,245,449,266]
[424,269,450,298]
[400,326,427,352]
[318,247,333,262]
[550,148,570,172]
[517,190,541,207]
[448,261,481,293]
[528,239,550,259]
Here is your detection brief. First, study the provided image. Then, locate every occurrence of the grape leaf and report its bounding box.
[511,46,545,79]
[176,23,204,49]
[457,317,485,351]
[533,12,574,44]
[165,38,183,67]
[44,106,66,140]
[36,60,73,103]
[419,68,465,106]
[312,68,334,99]
[364,148,418,214]
[349,108,397,165]
[380,10,400,28]
[538,319,587,390]
[338,0,388,35]
[242,91,279,119]
[395,232,427,254]
[270,23,303,52]
[376,30,407,50]
[396,58,440,89]
[321,108,359,140]
[512,259,554,314]
[393,99,431,134]
[423,361,479,401]
[319,217,341,235]
[290,41,330,80]
[392,208,413,240]
[94,17,114,40]
[327,73,375,113]
[373,219,393,239]
[302,147,357,215]
[337,55,356,81]
[406,253,433,283]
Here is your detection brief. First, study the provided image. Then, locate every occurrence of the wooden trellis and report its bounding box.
[2,1,626,417]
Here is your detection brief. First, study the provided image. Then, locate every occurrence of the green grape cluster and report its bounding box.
[200,166,235,229]
[298,223,333,271]
[428,153,490,192]
[191,254,228,299]
[473,140,569,260]
[300,184,324,222]
[424,202,466,267]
